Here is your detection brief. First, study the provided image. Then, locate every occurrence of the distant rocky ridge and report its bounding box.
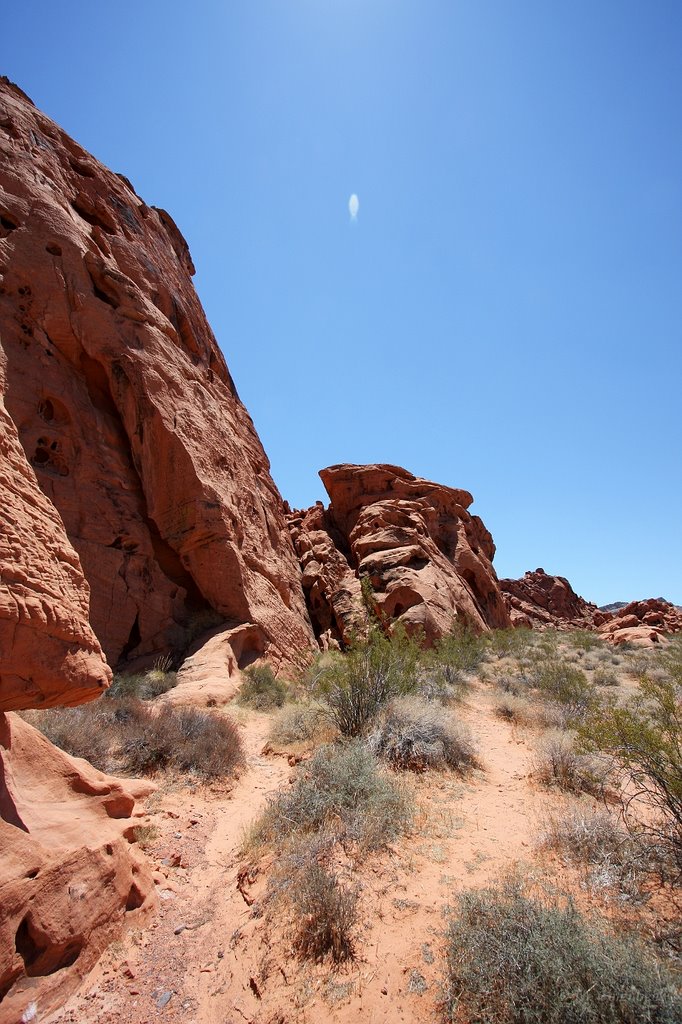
[598,598,682,646]
[599,601,628,614]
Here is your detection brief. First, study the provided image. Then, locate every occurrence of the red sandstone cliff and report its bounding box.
[1,348,110,710]
[0,77,314,672]
[0,76,319,1022]
[289,464,511,645]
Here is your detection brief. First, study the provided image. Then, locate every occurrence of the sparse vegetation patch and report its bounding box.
[247,740,412,855]
[443,880,682,1024]
[236,663,287,710]
[367,696,479,773]
[25,699,244,780]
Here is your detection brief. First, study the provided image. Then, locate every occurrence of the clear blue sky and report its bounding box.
[4,2,681,605]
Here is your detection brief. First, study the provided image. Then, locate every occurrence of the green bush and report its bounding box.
[567,629,606,652]
[486,627,534,659]
[311,626,421,736]
[577,673,682,873]
[367,696,479,773]
[443,881,682,1023]
[107,667,178,701]
[529,654,595,713]
[429,624,487,682]
[237,664,287,710]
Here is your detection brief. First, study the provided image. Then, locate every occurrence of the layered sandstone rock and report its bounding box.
[0,77,314,671]
[0,713,155,1021]
[499,568,608,630]
[1,349,111,710]
[598,598,682,646]
[289,464,511,645]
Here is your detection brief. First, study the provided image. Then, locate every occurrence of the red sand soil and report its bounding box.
[43,681,670,1024]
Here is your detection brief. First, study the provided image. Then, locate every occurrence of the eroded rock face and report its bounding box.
[499,568,608,630]
[0,77,314,671]
[598,598,682,646]
[0,712,156,1020]
[0,347,111,711]
[289,464,511,645]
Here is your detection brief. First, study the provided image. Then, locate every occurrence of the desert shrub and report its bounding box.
[427,624,487,687]
[491,668,532,696]
[237,664,287,710]
[494,692,533,725]
[134,824,159,849]
[577,674,682,873]
[311,626,422,736]
[485,627,533,659]
[264,833,359,964]
[25,704,113,770]
[535,629,560,655]
[281,846,359,963]
[28,699,243,780]
[532,730,603,795]
[290,861,358,962]
[443,880,682,1023]
[587,646,615,665]
[267,701,330,745]
[107,667,178,701]
[567,629,605,652]
[539,806,650,901]
[367,696,478,773]
[592,666,620,687]
[248,741,412,855]
[118,703,244,778]
[540,805,629,864]
[659,636,682,687]
[494,693,566,730]
[169,706,245,777]
[529,655,595,715]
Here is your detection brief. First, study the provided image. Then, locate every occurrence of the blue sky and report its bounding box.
[4,2,681,605]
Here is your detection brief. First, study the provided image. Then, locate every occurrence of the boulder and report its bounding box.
[0,712,155,1020]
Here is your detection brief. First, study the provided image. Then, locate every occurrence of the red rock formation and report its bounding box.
[1,351,111,710]
[499,568,607,630]
[0,77,314,671]
[0,713,155,1021]
[289,464,511,645]
[598,598,682,646]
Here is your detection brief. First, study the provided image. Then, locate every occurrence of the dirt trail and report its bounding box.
[47,690,544,1024]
